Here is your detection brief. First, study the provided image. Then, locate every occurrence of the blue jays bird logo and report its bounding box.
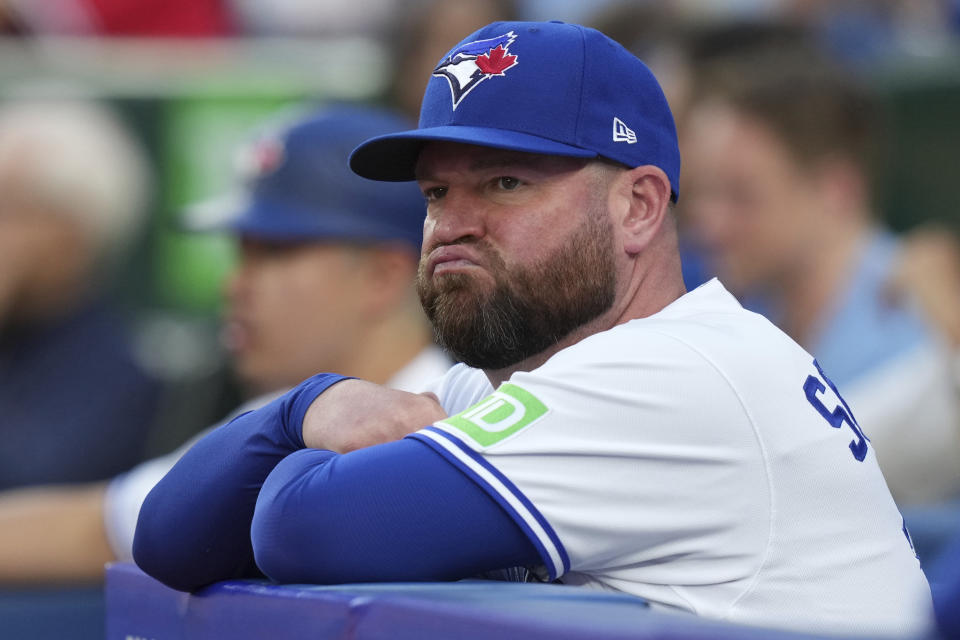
[433,32,519,110]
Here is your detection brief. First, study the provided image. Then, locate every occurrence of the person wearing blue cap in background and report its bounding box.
[207,105,443,397]
[0,105,450,585]
[134,21,932,637]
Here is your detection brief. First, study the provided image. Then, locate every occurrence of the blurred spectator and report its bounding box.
[206,104,446,398]
[889,225,960,350]
[587,2,691,115]
[587,3,822,132]
[590,0,960,70]
[0,95,162,490]
[0,104,449,584]
[628,0,960,65]
[782,0,959,64]
[385,0,519,120]
[585,6,814,291]
[0,0,234,37]
[680,40,960,505]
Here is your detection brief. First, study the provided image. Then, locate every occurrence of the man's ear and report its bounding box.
[613,165,672,256]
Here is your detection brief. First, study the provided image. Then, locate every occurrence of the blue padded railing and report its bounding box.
[105,562,852,640]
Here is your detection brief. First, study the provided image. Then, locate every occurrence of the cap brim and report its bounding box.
[349,125,598,182]
[238,199,424,247]
[178,190,423,247]
[177,192,323,241]
[178,191,248,232]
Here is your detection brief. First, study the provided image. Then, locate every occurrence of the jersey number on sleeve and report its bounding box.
[803,359,869,462]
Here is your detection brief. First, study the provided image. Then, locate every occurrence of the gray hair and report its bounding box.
[0,95,152,261]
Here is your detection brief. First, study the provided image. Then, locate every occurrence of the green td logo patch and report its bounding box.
[440,383,549,448]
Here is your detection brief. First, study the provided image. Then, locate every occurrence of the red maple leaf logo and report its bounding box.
[476,45,517,76]
[253,141,283,175]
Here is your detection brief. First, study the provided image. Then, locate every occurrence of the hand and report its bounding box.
[302,379,448,453]
[887,225,960,347]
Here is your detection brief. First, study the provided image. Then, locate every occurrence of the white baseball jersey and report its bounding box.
[413,279,933,637]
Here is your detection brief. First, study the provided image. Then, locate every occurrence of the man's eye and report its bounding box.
[423,186,447,201]
[496,176,520,191]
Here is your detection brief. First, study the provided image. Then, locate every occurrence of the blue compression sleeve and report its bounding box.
[133,374,348,592]
[251,437,540,584]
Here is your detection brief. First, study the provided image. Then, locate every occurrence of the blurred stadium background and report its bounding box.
[0,0,958,638]
[2,0,958,451]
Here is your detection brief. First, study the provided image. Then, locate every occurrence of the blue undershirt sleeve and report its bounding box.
[132,374,348,592]
[251,437,540,584]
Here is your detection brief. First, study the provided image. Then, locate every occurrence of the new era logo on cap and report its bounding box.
[612,117,637,144]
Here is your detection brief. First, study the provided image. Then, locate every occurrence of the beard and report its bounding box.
[417,210,617,370]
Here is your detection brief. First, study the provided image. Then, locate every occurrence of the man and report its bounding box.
[134,21,932,637]
[0,96,161,490]
[679,43,960,506]
[0,105,449,583]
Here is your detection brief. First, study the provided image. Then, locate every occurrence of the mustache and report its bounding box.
[419,237,507,278]
[421,236,487,257]
[421,235,510,260]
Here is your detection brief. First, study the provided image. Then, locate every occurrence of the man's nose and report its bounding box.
[425,192,486,247]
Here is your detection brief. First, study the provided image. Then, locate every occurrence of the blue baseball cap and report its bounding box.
[349,21,680,201]
[187,106,427,250]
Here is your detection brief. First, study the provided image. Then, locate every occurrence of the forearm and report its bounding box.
[134,374,447,591]
[132,412,279,591]
[133,374,347,592]
[0,483,114,584]
[251,438,539,584]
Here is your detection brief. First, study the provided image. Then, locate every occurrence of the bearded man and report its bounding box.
[134,21,933,638]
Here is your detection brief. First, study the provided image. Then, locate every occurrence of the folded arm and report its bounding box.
[132,374,497,592]
[251,438,540,584]
[132,374,349,591]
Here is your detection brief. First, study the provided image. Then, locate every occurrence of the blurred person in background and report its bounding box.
[0,105,449,584]
[680,40,960,506]
[778,0,960,65]
[891,225,960,352]
[585,5,821,293]
[0,95,162,491]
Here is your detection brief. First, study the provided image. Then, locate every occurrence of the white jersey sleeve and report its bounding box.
[418,361,493,412]
[409,280,932,637]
